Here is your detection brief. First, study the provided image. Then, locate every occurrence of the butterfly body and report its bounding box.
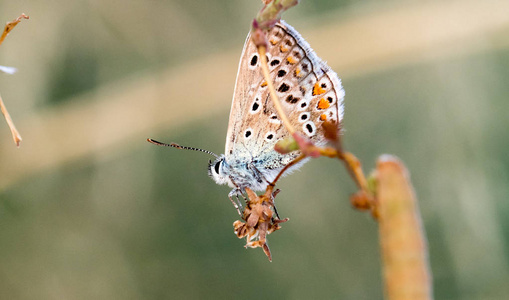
[208,20,344,195]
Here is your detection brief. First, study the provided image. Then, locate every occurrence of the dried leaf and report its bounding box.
[0,13,29,47]
[322,120,340,143]
[274,136,299,154]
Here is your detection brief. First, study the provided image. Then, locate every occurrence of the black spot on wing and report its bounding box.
[278,83,290,93]
[250,55,258,66]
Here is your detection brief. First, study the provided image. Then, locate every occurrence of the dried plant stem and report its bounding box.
[339,152,370,195]
[258,46,296,135]
[0,13,28,147]
[0,13,29,47]
[318,144,369,193]
[0,94,22,147]
[376,155,433,300]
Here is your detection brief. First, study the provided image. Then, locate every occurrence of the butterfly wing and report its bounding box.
[224,20,345,170]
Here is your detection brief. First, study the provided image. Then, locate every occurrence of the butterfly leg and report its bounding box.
[228,189,244,217]
[271,188,282,220]
[235,193,245,210]
[238,191,248,203]
[248,163,266,187]
[272,203,281,220]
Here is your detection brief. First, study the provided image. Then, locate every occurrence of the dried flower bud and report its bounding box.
[233,187,288,261]
[274,137,299,154]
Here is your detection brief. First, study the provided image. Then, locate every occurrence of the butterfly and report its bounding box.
[149,20,344,214]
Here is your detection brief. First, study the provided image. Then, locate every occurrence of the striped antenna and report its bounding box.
[147,138,219,158]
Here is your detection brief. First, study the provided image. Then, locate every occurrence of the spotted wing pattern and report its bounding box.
[224,20,345,169]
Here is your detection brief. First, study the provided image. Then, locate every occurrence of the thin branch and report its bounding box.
[0,94,22,147]
[0,13,29,148]
[376,155,433,300]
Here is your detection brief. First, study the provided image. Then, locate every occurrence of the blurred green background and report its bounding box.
[1,0,509,299]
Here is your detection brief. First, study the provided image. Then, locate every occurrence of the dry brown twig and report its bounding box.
[376,156,433,300]
[0,94,22,147]
[0,13,29,46]
[0,13,29,147]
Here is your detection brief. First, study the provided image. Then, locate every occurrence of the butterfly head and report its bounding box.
[208,155,230,186]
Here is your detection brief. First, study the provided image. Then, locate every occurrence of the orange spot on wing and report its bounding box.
[261,81,268,87]
[286,56,297,64]
[280,45,289,52]
[269,39,277,45]
[313,83,326,96]
[294,67,301,77]
[317,98,330,109]
[320,114,327,121]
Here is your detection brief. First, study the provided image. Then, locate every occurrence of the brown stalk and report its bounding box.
[0,13,28,147]
[375,155,433,300]
[0,94,22,147]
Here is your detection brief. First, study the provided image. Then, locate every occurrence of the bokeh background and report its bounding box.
[1,0,508,299]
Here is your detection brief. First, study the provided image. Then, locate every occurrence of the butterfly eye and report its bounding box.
[214,160,221,174]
